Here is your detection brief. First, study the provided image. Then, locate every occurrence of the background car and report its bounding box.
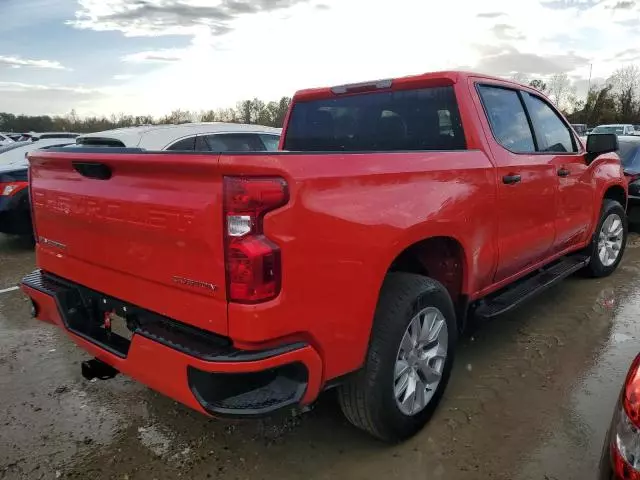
[571,123,588,136]
[0,137,77,167]
[0,133,14,146]
[598,353,640,479]
[74,122,281,151]
[0,140,74,236]
[618,136,640,224]
[32,131,80,140]
[592,124,637,136]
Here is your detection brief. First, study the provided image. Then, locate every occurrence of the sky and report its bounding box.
[1,0,640,117]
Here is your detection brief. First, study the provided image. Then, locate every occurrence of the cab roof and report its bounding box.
[293,70,534,102]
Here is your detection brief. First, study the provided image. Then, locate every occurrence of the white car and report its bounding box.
[0,138,76,167]
[75,123,282,151]
[0,133,15,146]
[591,124,637,136]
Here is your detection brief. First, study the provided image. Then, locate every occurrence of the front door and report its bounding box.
[520,92,593,253]
[475,84,558,283]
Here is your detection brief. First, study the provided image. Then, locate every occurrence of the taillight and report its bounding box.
[223,176,288,303]
[612,355,640,479]
[28,166,38,242]
[0,181,27,196]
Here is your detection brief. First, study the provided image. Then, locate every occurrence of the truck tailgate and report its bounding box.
[28,150,228,334]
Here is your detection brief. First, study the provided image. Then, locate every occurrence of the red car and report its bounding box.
[22,71,627,441]
[599,354,640,479]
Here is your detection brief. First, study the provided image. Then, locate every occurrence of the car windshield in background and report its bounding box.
[283,86,466,151]
[0,141,74,166]
[0,141,31,155]
[619,141,640,170]
[592,126,624,134]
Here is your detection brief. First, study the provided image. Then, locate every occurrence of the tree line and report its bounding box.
[519,66,640,126]
[3,65,640,134]
[0,97,292,134]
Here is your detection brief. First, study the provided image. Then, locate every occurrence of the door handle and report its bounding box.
[557,168,570,177]
[502,174,521,185]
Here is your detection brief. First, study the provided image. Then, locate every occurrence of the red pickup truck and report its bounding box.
[22,71,627,442]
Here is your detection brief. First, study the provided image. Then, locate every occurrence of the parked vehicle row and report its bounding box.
[0,139,79,235]
[20,71,628,444]
[0,124,282,236]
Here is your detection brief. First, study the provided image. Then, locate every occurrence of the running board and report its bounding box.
[474,255,590,320]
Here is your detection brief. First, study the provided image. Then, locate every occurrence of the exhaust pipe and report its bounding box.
[81,359,119,381]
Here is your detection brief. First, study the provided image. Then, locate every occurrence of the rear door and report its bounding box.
[521,92,592,253]
[476,84,557,282]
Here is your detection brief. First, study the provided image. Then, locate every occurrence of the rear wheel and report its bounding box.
[337,273,457,442]
[584,199,627,278]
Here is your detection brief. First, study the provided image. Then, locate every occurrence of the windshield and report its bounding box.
[0,141,30,154]
[592,126,624,134]
[0,140,73,166]
[284,86,466,152]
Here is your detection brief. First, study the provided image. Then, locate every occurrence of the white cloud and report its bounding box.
[122,48,187,63]
[0,55,66,70]
[6,0,640,115]
[0,82,109,116]
[69,0,312,37]
[0,81,100,94]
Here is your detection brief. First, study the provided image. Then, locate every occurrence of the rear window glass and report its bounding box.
[283,86,466,152]
[38,133,79,139]
[76,137,126,148]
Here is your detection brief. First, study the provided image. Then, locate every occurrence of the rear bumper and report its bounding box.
[21,270,323,417]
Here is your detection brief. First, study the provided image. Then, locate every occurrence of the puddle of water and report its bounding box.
[515,278,640,479]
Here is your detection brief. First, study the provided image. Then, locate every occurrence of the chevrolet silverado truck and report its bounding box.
[21,71,627,442]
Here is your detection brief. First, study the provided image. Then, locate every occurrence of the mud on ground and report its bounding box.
[2,233,640,479]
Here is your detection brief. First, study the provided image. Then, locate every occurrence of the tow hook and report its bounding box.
[81,359,119,381]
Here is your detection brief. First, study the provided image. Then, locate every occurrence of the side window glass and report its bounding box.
[477,85,535,153]
[166,136,195,151]
[204,134,266,152]
[523,93,576,153]
[195,136,209,152]
[260,134,281,151]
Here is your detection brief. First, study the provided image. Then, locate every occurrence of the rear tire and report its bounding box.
[337,273,457,442]
[584,199,627,278]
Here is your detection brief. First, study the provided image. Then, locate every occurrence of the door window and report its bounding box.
[523,93,577,153]
[477,85,535,153]
[166,136,196,151]
[201,134,266,152]
[260,134,281,151]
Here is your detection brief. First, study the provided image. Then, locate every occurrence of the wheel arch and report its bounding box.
[603,184,627,210]
[381,235,470,331]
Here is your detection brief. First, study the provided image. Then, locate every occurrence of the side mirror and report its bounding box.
[586,133,618,164]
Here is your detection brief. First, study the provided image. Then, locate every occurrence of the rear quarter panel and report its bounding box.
[589,153,627,235]
[221,150,498,381]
